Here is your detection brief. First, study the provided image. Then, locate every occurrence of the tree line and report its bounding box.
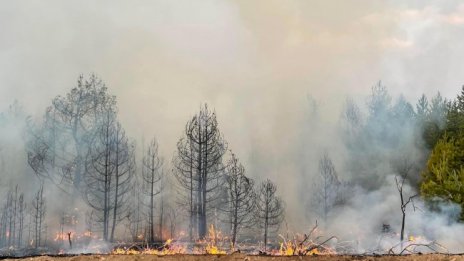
[22,74,285,249]
[2,74,464,251]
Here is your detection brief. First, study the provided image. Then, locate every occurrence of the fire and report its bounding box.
[113,248,140,255]
[276,228,336,256]
[407,235,426,243]
[54,230,96,242]
[113,238,187,255]
[204,224,226,254]
[111,225,337,256]
[280,242,295,256]
[112,225,228,255]
[55,232,72,241]
[205,244,226,255]
[277,240,333,256]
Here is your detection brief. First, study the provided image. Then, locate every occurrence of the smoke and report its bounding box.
[1,0,464,254]
[326,179,464,253]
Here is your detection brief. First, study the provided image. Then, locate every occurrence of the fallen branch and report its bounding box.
[388,240,449,255]
[303,236,337,255]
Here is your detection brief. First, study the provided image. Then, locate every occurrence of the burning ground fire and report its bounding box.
[111,224,337,256]
[112,225,227,255]
[108,223,451,257]
[54,231,96,242]
[0,223,449,257]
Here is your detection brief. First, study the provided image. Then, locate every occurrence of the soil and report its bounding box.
[3,253,464,261]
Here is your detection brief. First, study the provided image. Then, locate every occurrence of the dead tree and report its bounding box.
[142,138,163,243]
[17,193,25,247]
[223,152,255,248]
[7,187,14,247]
[172,136,196,241]
[0,185,26,248]
[158,171,167,241]
[85,106,116,241]
[27,74,116,195]
[255,179,284,251]
[85,107,134,242]
[190,105,227,239]
[311,153,341,222]
[173,104,227,239]
[127,175,144,241]
[32,184,46,248]
[109,123,135,242]
[392,157,417,249]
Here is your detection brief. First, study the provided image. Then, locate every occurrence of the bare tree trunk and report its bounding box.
[18,195,24,247]
[264,200,268,251]
[150,170,155,243]
[189,144,194,242]
[255,179,284,253]
[159,195,164,241]
[142,138,162,243]
[110,155,120,242]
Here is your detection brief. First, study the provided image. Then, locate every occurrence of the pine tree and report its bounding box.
[421,134,464,219]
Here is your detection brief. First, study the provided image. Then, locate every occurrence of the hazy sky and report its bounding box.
[1,0,464,172]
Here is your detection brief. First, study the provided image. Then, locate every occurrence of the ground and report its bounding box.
[5,253,464,261]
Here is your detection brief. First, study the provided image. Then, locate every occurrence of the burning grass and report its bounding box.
[0,224,452,258]
[4,253,464,261]
[112,225,227,255]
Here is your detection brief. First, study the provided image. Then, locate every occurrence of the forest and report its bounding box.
[0,74,464,256]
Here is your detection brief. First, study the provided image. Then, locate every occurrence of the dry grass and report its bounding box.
[4,253,464,261]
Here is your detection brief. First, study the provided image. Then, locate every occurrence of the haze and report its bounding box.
[1,0,464,243]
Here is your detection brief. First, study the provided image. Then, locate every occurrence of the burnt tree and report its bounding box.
[142,138,163,243]
[392,157,417,249]
[311,153,341,222]
[85,105,134,242]
[157,171,168,241]
[0,185,26,248]
[31,184,46,248]
[172,136,196,241]
[223,152,255,248]
[173,104,227,239]
[109,123,135,242]
[254,179,284,251]
[27,74,116,195]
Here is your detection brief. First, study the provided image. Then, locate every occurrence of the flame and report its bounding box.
[112,225,228,255]
[54,230,96,242]
[205,244,226,255]
[308,248,320,255]
[407,235,426,243]
[195,225,227,254]
[204,224,226,254]
[55,232,72,241]
[113,238,187,255]
[278,242,329,256]
[277,232,335,256]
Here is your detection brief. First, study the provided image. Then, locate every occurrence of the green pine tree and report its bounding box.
[421,134,464,219]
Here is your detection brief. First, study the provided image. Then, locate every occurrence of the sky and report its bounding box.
[1,0,464,187]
